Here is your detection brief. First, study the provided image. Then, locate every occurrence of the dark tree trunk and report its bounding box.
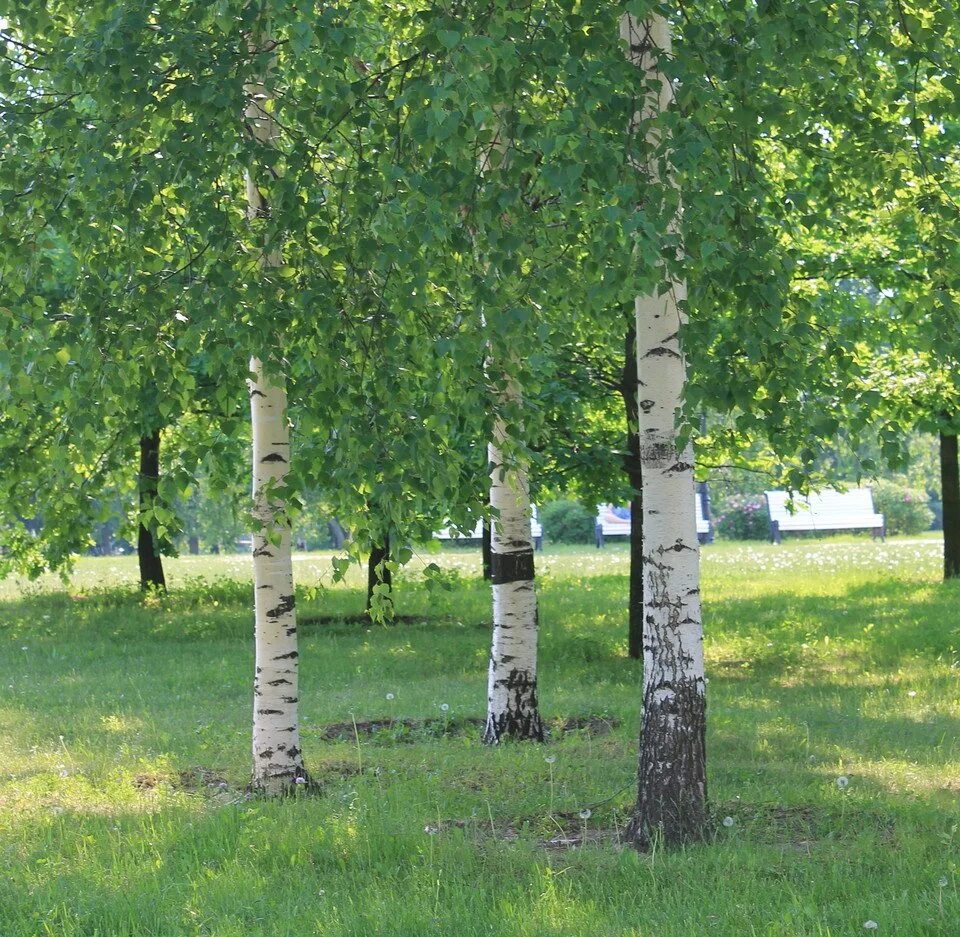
[366,533,392,612]
[941,431,960,580]
[188,535,200,555]
[620,315,643,659]
[138,430,166,592]
[481,518,493,581]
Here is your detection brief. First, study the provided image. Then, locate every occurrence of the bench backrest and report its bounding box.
[436,505,542,540]
[764,488,884,531]
[596,497,710,536]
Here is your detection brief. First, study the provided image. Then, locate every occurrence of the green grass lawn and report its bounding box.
[0,539,957,936]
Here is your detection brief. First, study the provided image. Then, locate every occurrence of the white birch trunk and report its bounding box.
[479,118,544,743]
[245,37,308,793]
[621,14,707,845]
[482,377,544,743]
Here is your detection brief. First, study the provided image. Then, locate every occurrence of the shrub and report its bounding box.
[541,500,596,544]
[714,494,770,541]
[871,479,934,536]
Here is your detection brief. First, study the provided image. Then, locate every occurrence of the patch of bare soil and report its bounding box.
[311,714,621,743]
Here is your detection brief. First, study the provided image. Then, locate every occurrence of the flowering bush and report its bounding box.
[714,495,770,541]
[871,479,934,536]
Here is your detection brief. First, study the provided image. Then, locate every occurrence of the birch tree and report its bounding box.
[244,28,310,793]
[484,373,544,743]
[621,13,707,846]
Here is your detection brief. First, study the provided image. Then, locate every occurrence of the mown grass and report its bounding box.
[0,539,957,936]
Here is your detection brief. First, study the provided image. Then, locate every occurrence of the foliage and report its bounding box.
[540,500,596,545]
[872,479,935,536]
[0,545,957,935]
[713,494,770,542]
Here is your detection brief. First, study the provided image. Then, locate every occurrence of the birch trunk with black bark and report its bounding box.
[621,13,707,848]
[478,116,543,743]
[483,385,544,743]
[245,33,309,793]
[137,430,166,592]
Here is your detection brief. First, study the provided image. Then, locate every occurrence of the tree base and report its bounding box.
[249,765,319,797]
[481,711,545,744]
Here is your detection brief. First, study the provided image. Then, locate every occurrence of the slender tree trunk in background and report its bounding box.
[188,535,200,555]
[622,14,707,848]
[366,534,392,613]
[328,518,348,549]
[940,430,960,580]
[481,516,493,580]
[620,317,643,660]
[482,381,544,743]
[137,430,166,592]
[245,33,309,793]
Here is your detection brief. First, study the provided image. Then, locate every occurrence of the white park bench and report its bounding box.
[595,497,711,547]
[436,507,543,550]
[764,488,885,543]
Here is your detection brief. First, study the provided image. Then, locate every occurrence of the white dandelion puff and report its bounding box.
[836,775,850,789]
[722,816,735,827]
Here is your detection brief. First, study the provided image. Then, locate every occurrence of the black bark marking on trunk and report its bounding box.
[490,549,535,584]
[643,346,681,359]
[266,677,291,686]
[482,668,545,744]
[137,429,166,592]
[266,593,295,620]
[642,442,677,464]
[258,749,274,759]
[273,651,298,660]
[249,387,267,398]
[625,675,707,849]
[261,452,288,463]
[638,399,655,413]
[257,709,284,715]
[252,544,274,558]
[941,430,960,580]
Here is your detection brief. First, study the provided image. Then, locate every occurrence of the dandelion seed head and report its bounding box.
[836,775,850,789]
[863,921,878,930]
[579,808,592,820]
[293,776,307,785]
[722,816,735,827]
[939,877,949,888]
[439,703,449,712]
[544,755,556,765]
[385,693,395,700]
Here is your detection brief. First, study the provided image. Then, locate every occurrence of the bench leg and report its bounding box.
[771,520,782,545]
